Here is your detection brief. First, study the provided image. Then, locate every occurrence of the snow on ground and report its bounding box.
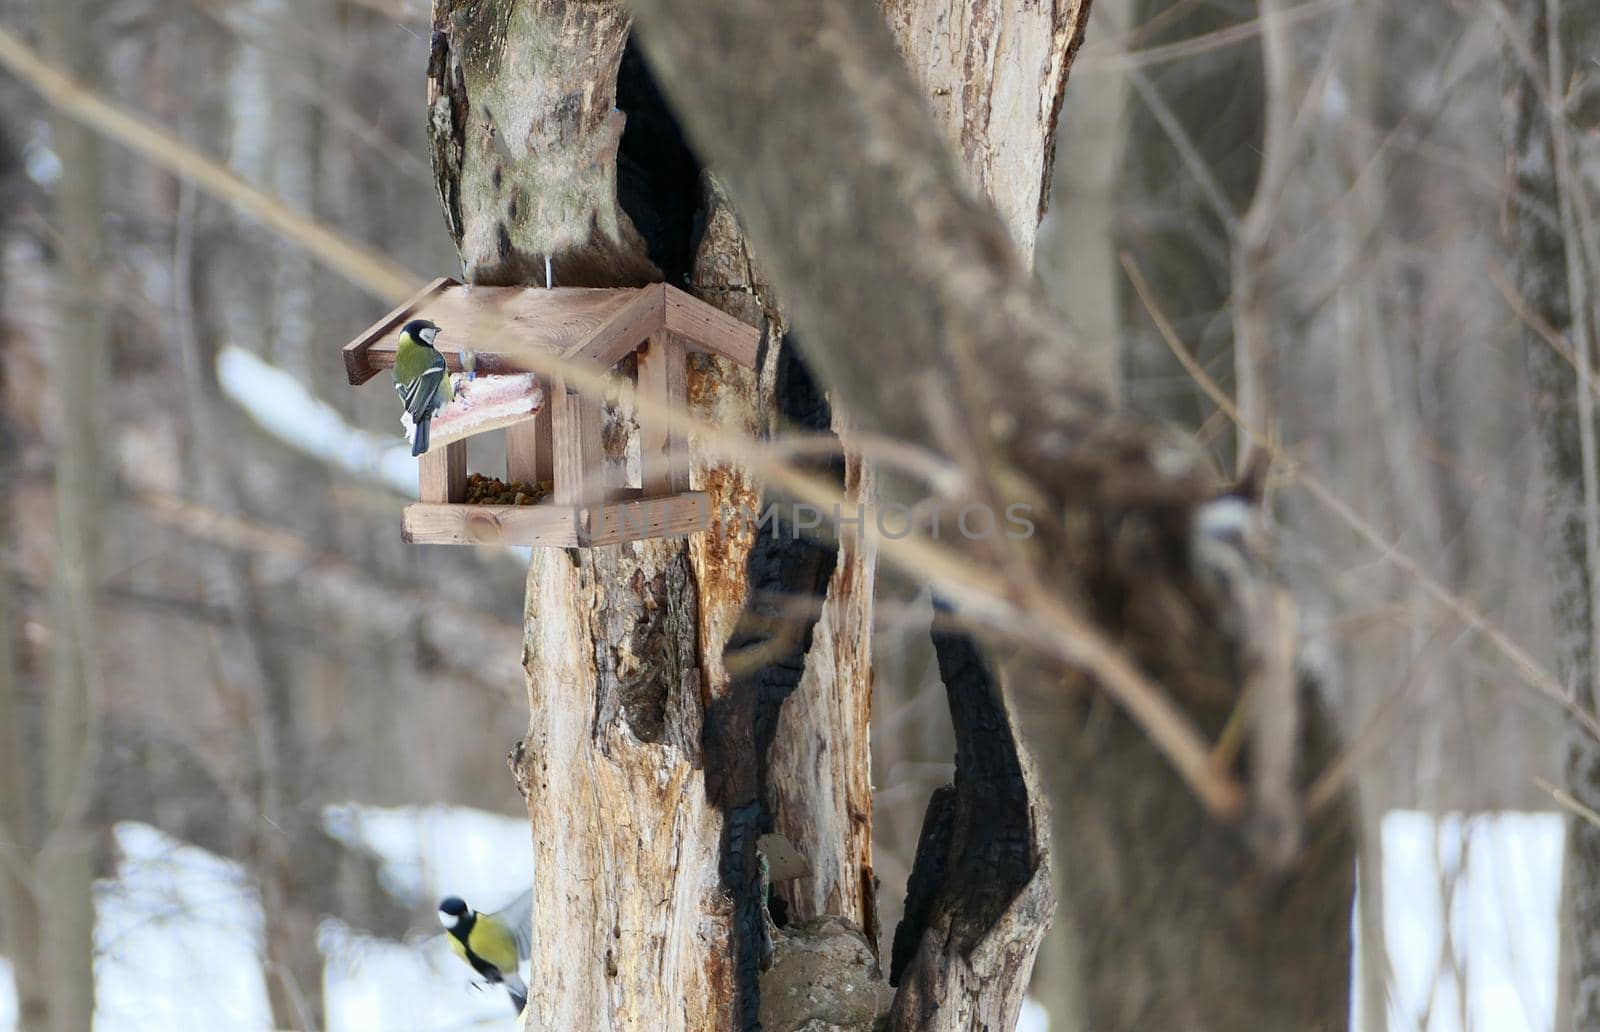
[1375,811,1561,1032]
[0,960,12,1030]
[0,808,1569,1030]
[94,822,272,1030]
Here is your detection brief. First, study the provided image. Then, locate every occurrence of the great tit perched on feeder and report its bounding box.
[438,892,532,1015]
[393,319,452,456]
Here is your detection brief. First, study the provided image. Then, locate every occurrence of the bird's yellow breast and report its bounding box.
[464,915,520,973]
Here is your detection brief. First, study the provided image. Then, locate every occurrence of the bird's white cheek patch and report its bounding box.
[438,911,457,929]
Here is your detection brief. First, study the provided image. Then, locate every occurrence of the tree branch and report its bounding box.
[0,23,418,302]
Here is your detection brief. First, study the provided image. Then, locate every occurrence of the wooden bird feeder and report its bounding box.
[342,278,760,547]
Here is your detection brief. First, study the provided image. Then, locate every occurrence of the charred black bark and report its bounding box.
[704,342,843,1027]
[890,624,1039,986]
[616,36,703,287]
[890,785,955,985]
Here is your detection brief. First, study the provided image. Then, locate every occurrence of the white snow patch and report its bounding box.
[1019,996,1049,1031]
[1373,810,1561,1032]
[0,958,14,1030]
[321,916,519,1030]
[217,345,416,495]
[94,822,273,1031]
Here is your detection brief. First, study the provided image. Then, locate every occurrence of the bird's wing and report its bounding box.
[490,886,534,961]
[395,351,449,422]
[469,912,523,974]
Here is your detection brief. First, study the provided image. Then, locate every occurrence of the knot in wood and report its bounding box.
[467,510,504,543]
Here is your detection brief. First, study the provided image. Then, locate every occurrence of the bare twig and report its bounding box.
[1080,0,1343,72]
[1123,251,1600,741]
[1230,0,1293,470]
[1305,621,1464,817]
[1537,776,1600,830]
[1487,259,1598,384]
[0,23,419,303]
[1125,68,1238,232]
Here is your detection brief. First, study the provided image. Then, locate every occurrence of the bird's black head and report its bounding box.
[438,895,470,931]
[402,319,441,348]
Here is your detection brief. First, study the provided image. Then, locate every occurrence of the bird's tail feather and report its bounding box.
[505,972,529,1015]
[412,416,429,457]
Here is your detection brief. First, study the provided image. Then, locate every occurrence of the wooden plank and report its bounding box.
[346,283,763,385]
[343,276,454,384]
[418,439,467,503]
[400,493,711,547]
[356,286,640,380]
[506,400,553,485]
[549,374,604,507]
[663,284,761,367]
[577,492,712,547]
[429,404,543,451]
[402,502,581,547]
[562,282,665,369]
[636,330,690,496]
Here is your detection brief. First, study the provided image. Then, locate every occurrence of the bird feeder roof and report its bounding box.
[342,278,760,385]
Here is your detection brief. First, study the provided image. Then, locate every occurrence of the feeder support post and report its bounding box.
[507,398,554,487]
[550,375,605,506]
[638,330,690,496]
[419,440,468,504]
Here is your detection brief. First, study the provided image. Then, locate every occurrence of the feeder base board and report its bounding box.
[402,492,712,547]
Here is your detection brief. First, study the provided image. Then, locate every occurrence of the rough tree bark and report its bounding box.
[428,4,857,1028]
[1503,0,1600,1023]
[426,0,1085,1027]
[626,0,1354,1028]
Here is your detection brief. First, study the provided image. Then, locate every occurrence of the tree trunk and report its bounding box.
[38,3,106,1030]
[0,80,43,1031]
[1503,0,1600,1023]
[429,3,859,1027]
[624,0,1353,1029]
[1031,0,1129,1019]
[0,382,44,1032]
[427,0,1085,1027]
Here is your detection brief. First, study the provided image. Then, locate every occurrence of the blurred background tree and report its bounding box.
[0,0,1592,1028]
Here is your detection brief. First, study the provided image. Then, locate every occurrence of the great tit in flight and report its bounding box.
[393,319,452,457]
[438,891,532,1016]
